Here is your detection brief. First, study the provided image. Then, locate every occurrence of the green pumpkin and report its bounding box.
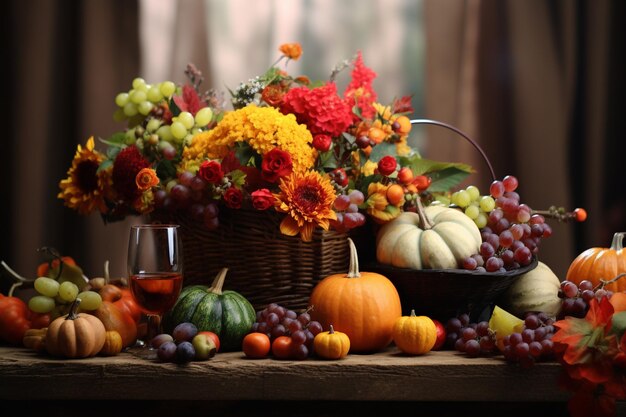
[164,268,255,351]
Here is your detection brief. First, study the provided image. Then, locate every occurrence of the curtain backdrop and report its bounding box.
[424,0,624,277]
[2,0,140,288]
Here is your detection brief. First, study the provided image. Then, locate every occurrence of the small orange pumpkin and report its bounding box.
[566,232,626,292]
[392,310,437,355]
[45,298,106,358]
[100,330,123,356]
[309,238,402,353]
[313,325,350,360]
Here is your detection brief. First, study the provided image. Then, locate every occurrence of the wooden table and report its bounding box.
[0,345,567,402]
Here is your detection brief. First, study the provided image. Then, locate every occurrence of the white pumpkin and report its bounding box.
[376,205,482,270]
[500,261,562,318]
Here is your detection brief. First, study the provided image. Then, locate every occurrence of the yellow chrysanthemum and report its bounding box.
[183,105,316,172]
[365,182,401,223]
[373,103,393,120]
[58,137,109,215]
[274,170,337,242]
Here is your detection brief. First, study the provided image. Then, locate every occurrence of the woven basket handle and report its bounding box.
[410,119,496,182]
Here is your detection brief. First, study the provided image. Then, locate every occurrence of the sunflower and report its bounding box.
[274,170,337,242]
[58,137,109,215]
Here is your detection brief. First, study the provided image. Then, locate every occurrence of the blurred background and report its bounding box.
[1,0,624,285]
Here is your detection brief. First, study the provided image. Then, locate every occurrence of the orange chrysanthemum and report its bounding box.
[279,42,302,60]
[274,171,337,242]
[58,137,109,215]
[135,168,159,191]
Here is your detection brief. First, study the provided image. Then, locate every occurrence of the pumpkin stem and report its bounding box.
[346,238,361,278]
[415,197,434,230]
[67,298,82,320]
[208,267,228,295]
[611,232,625,251]
[103,260,110,285]
[410,309,416,317]
[329,324,335,334]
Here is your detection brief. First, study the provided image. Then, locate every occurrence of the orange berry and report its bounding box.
[393,116,412,135]
[413,175,431,191]
[573,208,587,222]
[397,167,414,184]
[368,127,387,144]
[386,184,405,206]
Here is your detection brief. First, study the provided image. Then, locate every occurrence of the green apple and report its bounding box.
[192,333,217,360]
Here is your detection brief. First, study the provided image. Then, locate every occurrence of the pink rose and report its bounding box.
[251,189,275,210]
[223,187,243,209]
[312,134,332,152]
[261,148,293,183]
[198,160,224,184]
[377,155,397,177]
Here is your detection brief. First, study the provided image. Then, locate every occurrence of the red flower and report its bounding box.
[220,151,241,174]
[198,160,224,184]
[112,146,150,201]
[173,85,202,116]
[261,84,285,107]
[344,51,377,119]
[280,83,353,137]
[223,187,243,209]
[261,148,293,183]
[312,134,332,152]
[377,156,397,176]
[251,189,274,210]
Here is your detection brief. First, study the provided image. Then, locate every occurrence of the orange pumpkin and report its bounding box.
[566,232,626,292]
[392,310,437,355]
[309,238,402,353]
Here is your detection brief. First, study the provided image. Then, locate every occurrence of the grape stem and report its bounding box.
[410,119,496,182]
[531,208,582,223]
[594,273,626,291]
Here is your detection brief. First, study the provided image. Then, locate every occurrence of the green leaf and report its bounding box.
[97,159,113,174]
[234,142,259,167]
[229,169,247,187]
[358,174,383,194]
[611,311,626,340]
[427,167,472,193]
[342,132,356,145]
[156,159,177,181]
[318,150,337,170]
[399,155,474,176]
[368,142,397,162]
[106,146,121,160]
[168,97,181,117]
[99,132,127,147]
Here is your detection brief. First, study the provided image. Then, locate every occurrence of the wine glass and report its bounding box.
[127,224,183,357]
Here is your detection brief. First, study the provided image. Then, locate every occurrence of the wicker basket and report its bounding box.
[153,208,350,312]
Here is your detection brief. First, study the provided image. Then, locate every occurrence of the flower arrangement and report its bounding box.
[58,42,472,241]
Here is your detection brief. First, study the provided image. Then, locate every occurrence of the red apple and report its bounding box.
[432,319,446,350]
[198,331,220,353]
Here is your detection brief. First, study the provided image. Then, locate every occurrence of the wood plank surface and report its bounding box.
[0,345,568,402]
